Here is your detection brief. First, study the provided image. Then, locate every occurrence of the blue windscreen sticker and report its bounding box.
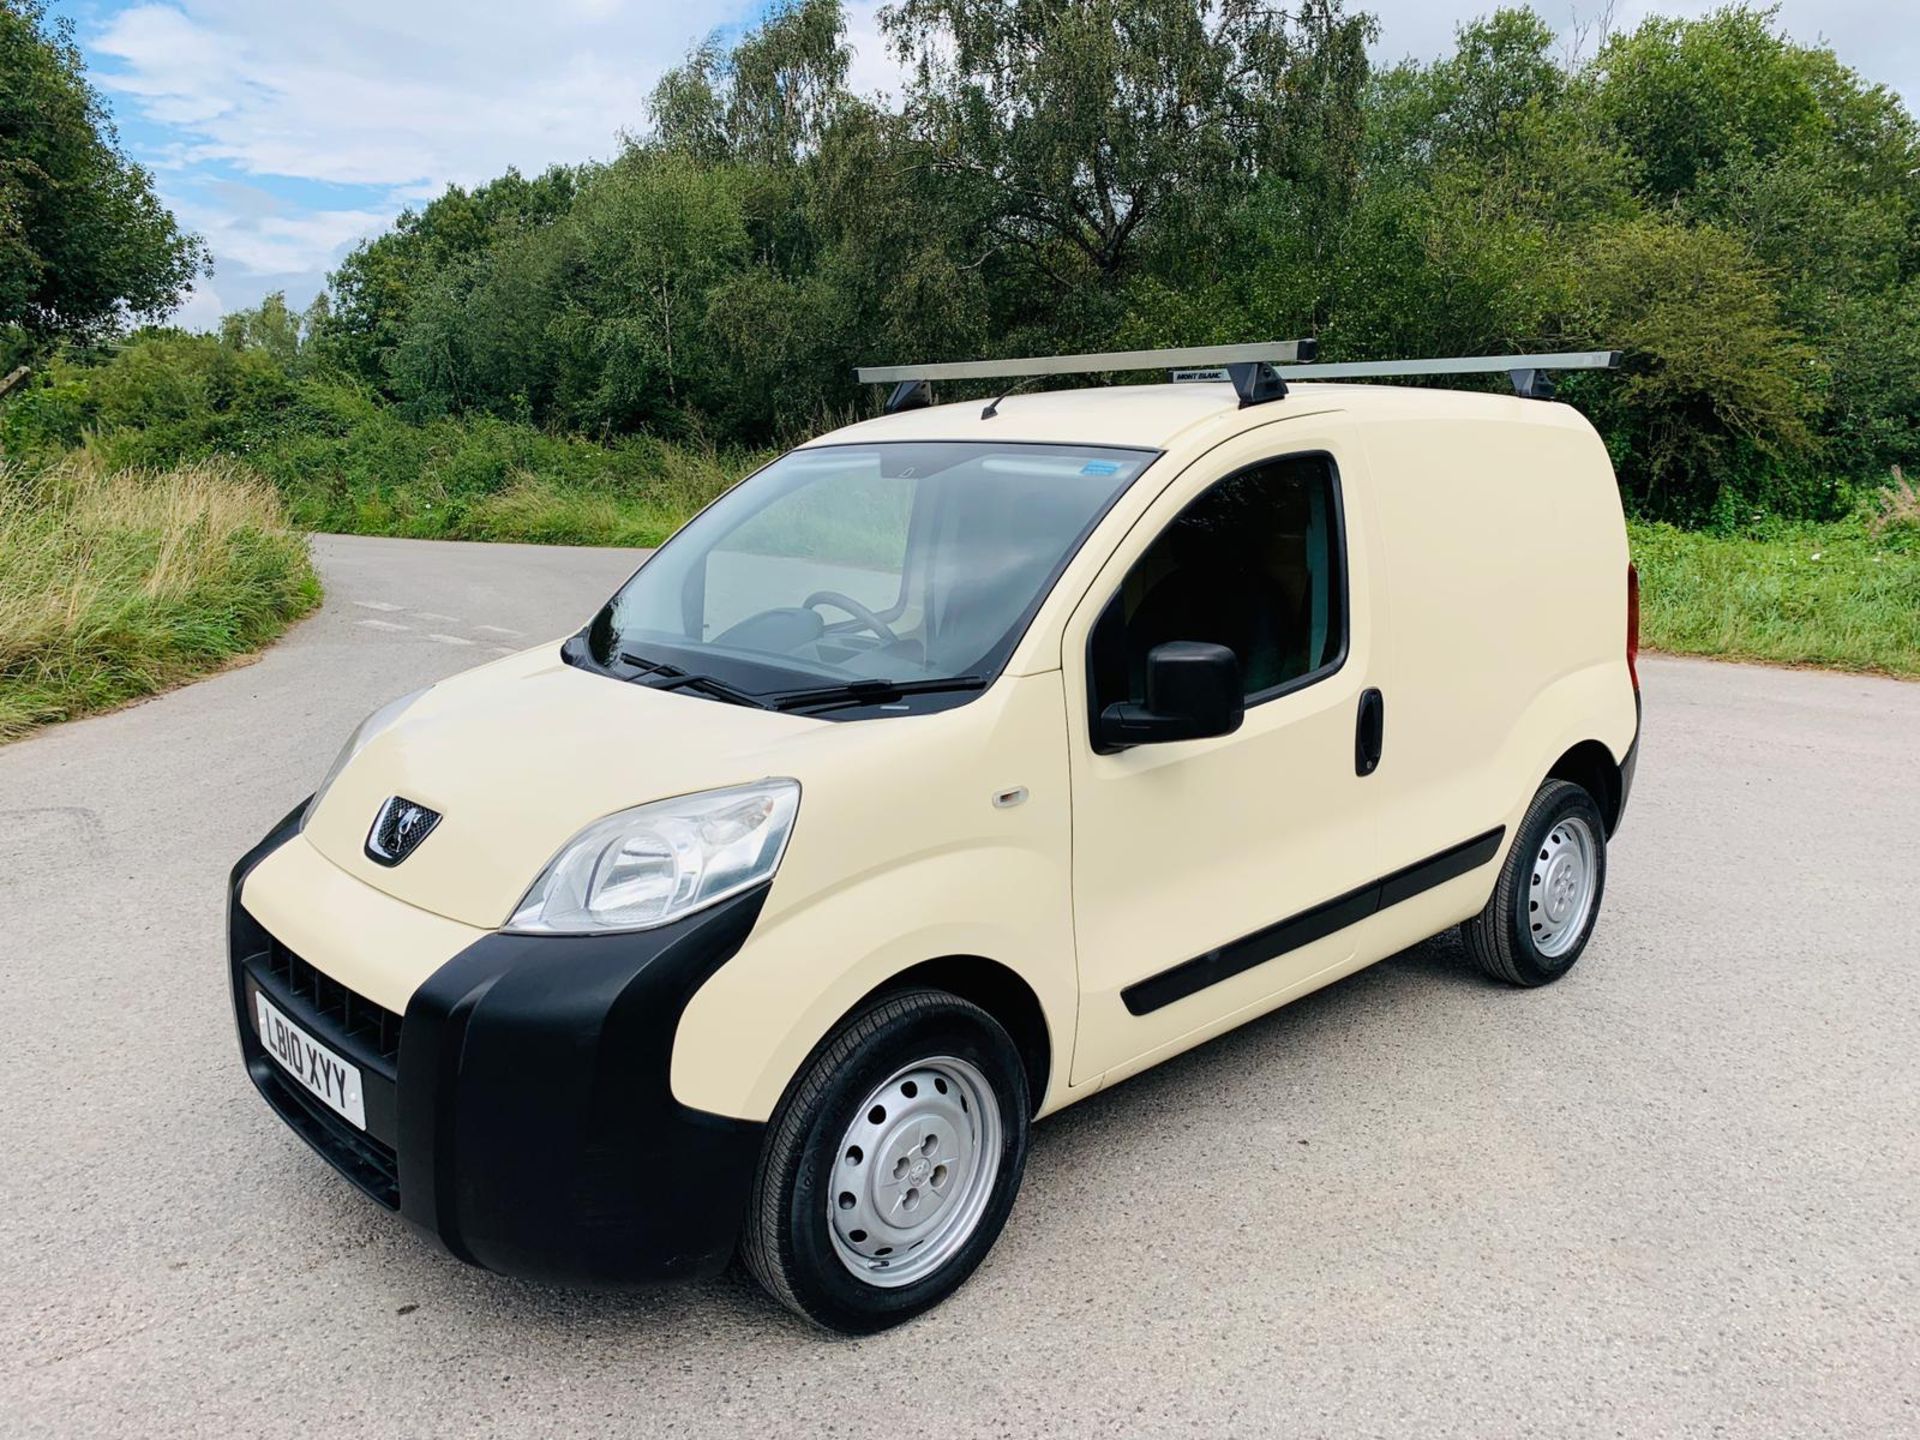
[1082,460,1121,475]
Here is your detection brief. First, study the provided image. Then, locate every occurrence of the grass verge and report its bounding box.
[1630,517,1920,678]
[0,457,321,743]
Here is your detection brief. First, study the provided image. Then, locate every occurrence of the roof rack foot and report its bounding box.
[1226,360,1287,408]
[885,379,934,414]
[1509,367,1556,400]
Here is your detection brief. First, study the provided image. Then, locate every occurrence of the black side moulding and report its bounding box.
[1123,826,1506,1016]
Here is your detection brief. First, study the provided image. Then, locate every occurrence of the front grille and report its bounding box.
[257,1063,401,1208]
[261,942,402,1064]
[238,919,405,1211]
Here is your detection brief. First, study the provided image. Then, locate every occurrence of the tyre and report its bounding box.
[741,988,1031,1334]
[1462,779,1608,987]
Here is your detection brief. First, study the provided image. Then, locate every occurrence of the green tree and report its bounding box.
[325,166,577,383]
[564,152,750,427]
[0,0,206,344]
[1416,7,1565,162]
[880,0,1373,303]
[1594,7,1843,202]
[1588,6,1920,513]
[651,0,850,168]
[219,291,316,374]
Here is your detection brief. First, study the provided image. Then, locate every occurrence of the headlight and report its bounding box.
[505,779,800,935]
[300,687,431,831]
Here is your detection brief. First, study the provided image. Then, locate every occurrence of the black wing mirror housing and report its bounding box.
[1095,641,1245,750]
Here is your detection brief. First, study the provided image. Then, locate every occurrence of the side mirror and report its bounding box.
[1096,641,1244,749]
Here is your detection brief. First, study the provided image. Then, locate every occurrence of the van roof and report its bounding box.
[804,380,1592,454]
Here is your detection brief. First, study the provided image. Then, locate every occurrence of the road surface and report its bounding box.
[3,534,1915,1437]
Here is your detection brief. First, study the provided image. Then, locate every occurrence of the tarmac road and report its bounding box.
[2,534,1916,1438]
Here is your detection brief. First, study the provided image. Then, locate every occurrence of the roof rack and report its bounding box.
[857,340,1317,414]
[856,344,1619,413]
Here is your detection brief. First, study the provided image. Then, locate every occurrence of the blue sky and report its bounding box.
[49,0,1920,332]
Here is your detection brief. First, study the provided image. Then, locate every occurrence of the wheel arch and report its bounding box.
[673,923,1073,1124]
[846,956,1053,1118]
[1546,738,1624,836]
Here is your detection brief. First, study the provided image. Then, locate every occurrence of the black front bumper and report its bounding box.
[228,806,768,1287]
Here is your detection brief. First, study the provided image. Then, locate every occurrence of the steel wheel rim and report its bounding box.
[1529,814,1597,958]
[827,1055,1002,1289]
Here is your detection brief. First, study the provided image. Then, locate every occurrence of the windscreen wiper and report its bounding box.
[770,675,990,713]
[619,653,775,710]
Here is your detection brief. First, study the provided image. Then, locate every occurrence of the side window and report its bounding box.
[1090,454,1345,713]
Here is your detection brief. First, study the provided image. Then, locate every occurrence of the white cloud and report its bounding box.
[182,195,395,278]
[89,0,779,323]
[92,2,751,190]
[166,277,226,332]
[842,1,903,105]
[82,0,936,326]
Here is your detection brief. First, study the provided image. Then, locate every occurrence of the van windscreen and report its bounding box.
[578,442,1152,712]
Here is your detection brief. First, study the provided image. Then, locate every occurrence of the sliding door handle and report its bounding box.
[1355,688,1385,776]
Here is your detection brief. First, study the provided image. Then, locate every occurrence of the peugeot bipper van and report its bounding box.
[229,343,1641,1333]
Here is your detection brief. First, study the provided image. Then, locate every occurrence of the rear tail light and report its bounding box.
[1626,562,1641,692]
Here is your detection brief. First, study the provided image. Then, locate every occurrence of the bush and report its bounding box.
[4,344,763,544]
[1573,217,1821,524]
[222,402,759,542]
[0,330,302,463]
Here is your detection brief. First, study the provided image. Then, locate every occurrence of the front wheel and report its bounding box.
[740,988,1030,1333]
[1462,779,1608,986]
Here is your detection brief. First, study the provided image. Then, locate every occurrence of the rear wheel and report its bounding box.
[741,988,1030,1333]
[1462,779,1608,986]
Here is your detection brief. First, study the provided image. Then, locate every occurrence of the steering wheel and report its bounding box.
[803,590,900,645]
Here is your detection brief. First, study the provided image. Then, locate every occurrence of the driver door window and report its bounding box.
[1089,454,1344,713]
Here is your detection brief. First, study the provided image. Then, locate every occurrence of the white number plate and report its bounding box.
[255,991,367,1130]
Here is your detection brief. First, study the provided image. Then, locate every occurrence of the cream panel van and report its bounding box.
[228,345,1641,1332]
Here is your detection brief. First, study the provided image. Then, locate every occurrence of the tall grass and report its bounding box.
[0,457,321,742]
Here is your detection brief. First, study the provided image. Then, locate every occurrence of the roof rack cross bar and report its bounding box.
[858,339,1317,388]
[1271,351,1620,386]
